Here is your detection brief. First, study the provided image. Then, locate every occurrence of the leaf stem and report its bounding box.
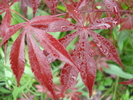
[10,9,29,22]
[52,13,67,17]
[53,10,132,17]
[112,76,119,100]
[100,88,112,99]
[81,10,133,13]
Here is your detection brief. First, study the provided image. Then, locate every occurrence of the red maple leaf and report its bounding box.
[19,0,41,17]
[45,0,58,15]
[119,78,133,85]
[0,15,80,99]
[0,0,18,37]
[0,0,19,55]
[59,0,124,97]
[120,14,133,31]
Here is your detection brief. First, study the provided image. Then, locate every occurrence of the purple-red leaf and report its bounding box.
[0,22,26,46]
[120,14,133,31]
[88,30,124,68]
[45,31,80,63]
[76,0,90,10]
[61,0,84,25]
[60,50,79,95]
[103,0,120,17]
[45,0,58,14]
[32,28,79,71]
[43,50,56,63]
[77,31,96,97]
[0,11,12,37]
[29,0,41,17]
[19,0,31,17]
[10,31,25,86]
[26,33,56,99]
[0,0,17,12]
[60,29,96,97]
[59,31,80,47]
[12,0,18,3]
[19,0,41,17]
[2,0,10,4]
[11,0,18,6]
[30,16,76,32]
[60,63,78,95]
[0,0,9,11]
[119,78,133,85]
[88,17,118,29]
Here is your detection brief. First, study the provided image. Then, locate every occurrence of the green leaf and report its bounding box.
[121,3,128,10]
[129,30,133,46]
[12,78,32,99]
[103,64,133,79]
[24,65,34,77]
[118,30,130,52]
[11,13,25,24]
[0,86,11,94]
[49,32,61,39]
[122,90,130,100]
[103,78,113,86]
[57,5,66,11]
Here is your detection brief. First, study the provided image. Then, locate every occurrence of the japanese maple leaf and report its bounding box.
[19,0,31,17]
[59,1,124,97]
[90,41,109,72]
[0,0,18,55]
[0,15,80,99]
[60,52,79,95]
[76,0,90,10]
[119,78,133,85]
[66,86,82,100]
[120,14,133,31]
[19,0,41,17]
[0,0,18,37]
[35,84,62,99]
[103,0,120,18]
[45,0,58,14]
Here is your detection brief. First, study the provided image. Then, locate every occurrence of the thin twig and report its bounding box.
[10,9,29,22]
[53,9,132,17]
[81,10,132,13]
[52,13,68,17]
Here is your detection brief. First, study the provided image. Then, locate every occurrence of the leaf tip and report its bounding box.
[88,87,93,98]
[118,61,124,69]
[17,82,20,87]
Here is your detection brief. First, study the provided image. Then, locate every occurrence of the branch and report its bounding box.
[10,9,29,22]
[81,10,133,13]
[54,10,133,17]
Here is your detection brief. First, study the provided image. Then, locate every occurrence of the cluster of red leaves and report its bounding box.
[35,83,82,100]
[0,0,133,99]
[89,41,109,72]
[120,78,133,85]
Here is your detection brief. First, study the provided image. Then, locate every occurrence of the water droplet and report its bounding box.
[53,53,59,58]
[61,26,68,31]
[96,20,100,23]
[107,4,110,8]
[74,10,78,14]
[113,6,118,14]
